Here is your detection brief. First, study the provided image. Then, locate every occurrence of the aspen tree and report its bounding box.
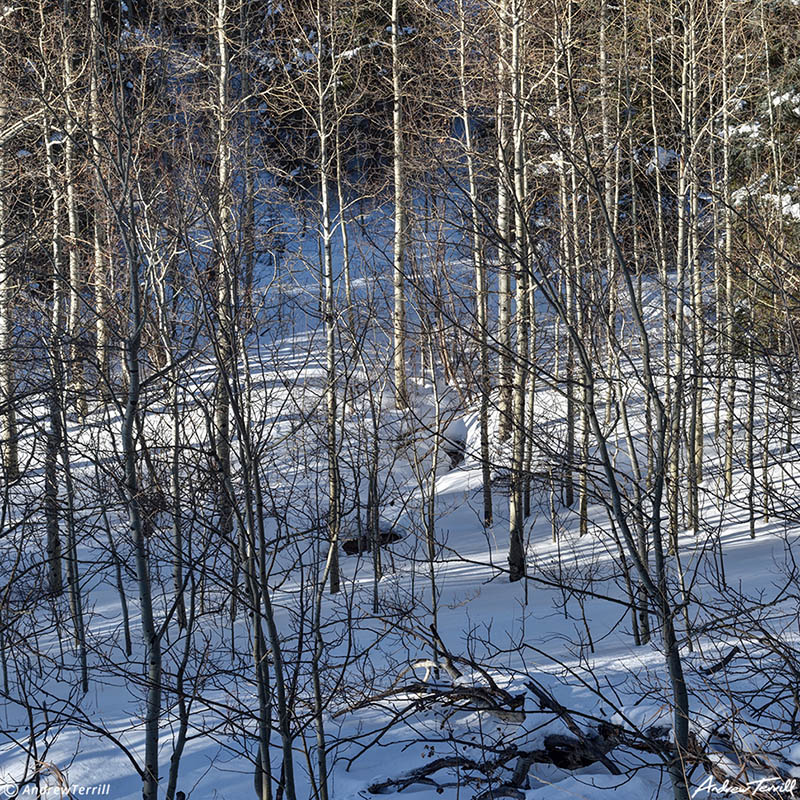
[762,368,771,520]
[0,90,18,479]
[496,0,512,441]
[599,0,616,426]
[583,158,693,800]
[458,0,492,525]
[42,88,64,598]
[721,0,736,497]
[63,0,87,419]
[332,65,354,335]
[214,0,235,566]
[554,11,575,508]
[523,187,536,521]
[207,266,296,800]
[93,47,169,788]
[520,116,693,797]
[59,367,89,693]
[668,0,692,548]
[240,0,256,330]
[90,0,110,398]
[309,7,340,794]
[318,0,341,599]
[563,2,590,537]
[227,398,295,800]
[155,255,187,629]
[121,148,162,800]
[647,6,672,432]
[747,269,757,538]
[392,0,409,410]
[757,0,781,521]
[507,0,527,582]
[687,0,703,532]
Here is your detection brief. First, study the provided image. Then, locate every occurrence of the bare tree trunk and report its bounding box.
[426,368,441,629]
[687,1,702,533]
[554,25,574,508]
[496,0,512,442]
[722,0,735,496]
[368,415,381,613]
[0,92,18,480]
[571,136,589,537]
[253,469,296,800]
[59,395,89,693]
[43,112,64,597]
[648,5,671,440]
[585,171,692,800]
[459,0,492,526]
[96,462,133,656]
[599,0,616,426]
[165,587,195,800]
[43,8,91,667]
[762,368,770,521]
[524,202,536,519]
[562,4,589,532]
[238,459,279,800]
[507,0,527,582]
[90,0,110,399]
[331,49,354,338]
[668,4,692,548]
[391,0,408,410]
[154,256,186,630]
[746,290,756,539]
[240,2,256,331]
[311,10,341,794]
[224,394,279,800]
[122,209,162,800]
[63,8,87,420]
[317,0,340,597]
[214,0,235,593]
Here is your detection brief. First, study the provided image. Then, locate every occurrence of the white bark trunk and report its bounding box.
[215,0,234,552]
[496,0,512,441]
[392,0,408,410]
[459,0,492,525]
[0,91,17,480]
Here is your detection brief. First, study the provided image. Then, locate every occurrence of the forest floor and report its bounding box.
[1,278,798,800]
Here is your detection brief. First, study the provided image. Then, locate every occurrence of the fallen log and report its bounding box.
[366,718,797,798]
[362,639,794,798]
[367,728,624,795]
[525,680,622,775]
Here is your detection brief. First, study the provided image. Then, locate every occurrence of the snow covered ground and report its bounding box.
[1,269,799,800]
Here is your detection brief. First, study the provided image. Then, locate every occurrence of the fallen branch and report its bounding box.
[525,680,622,775]
[699,646,741,676]
[353,680,525,724]
[366,730,623,795]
